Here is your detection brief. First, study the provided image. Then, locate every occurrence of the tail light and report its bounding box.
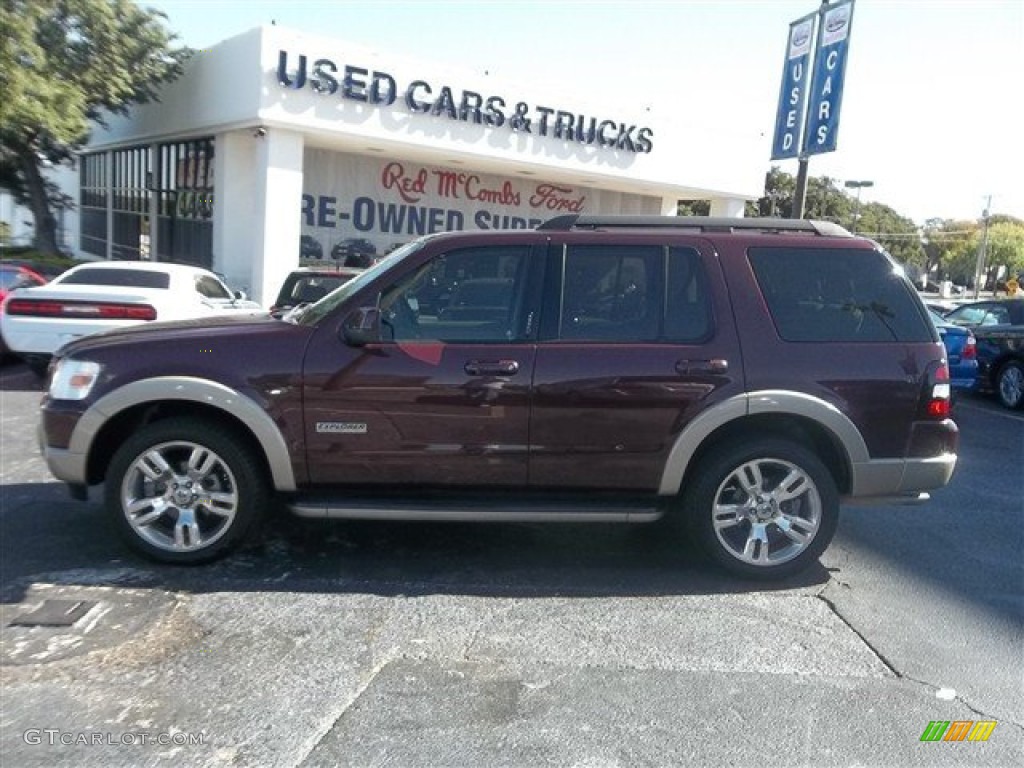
[962,333,977,359]
[923,361,951,419]
[5,299,157,321]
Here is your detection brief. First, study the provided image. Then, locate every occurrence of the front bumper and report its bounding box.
[38,419,89,486]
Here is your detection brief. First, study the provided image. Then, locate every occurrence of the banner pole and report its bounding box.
[793,155,810,219]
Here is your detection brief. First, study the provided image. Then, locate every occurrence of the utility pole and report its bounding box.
[972,195,992,300]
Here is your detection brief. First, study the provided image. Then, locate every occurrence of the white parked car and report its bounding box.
[0,261,262,375]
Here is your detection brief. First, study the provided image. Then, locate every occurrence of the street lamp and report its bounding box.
[843,180,874,233]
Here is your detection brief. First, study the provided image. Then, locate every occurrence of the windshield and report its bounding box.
[289,241,425,326]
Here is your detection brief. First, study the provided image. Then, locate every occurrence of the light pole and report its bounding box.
[972,196,992,299]
[843,180,874,233]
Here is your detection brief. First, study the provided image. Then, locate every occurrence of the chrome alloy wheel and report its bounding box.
[120,440,239,553]
[711,457,822,567]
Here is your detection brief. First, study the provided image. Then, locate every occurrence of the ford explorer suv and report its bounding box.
[38,216,958,579]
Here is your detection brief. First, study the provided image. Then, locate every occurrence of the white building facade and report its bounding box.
[68,26,763,306]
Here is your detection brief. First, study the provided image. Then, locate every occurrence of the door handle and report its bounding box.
[465,359,520,376]
[676,358,729,375]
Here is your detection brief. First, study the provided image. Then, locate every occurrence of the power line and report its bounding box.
[857,230,976,239]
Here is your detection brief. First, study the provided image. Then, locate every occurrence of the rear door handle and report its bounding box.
[676,358,729,375]
[465,359,520,376]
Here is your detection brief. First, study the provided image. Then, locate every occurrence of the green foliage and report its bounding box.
[0,0,189,253]
[922,219,978,284]
[0,248,80,272]
[921,217,1024,287]
[741,167,1024,279]
[985,220,1024,279]
[677,200,711,216]
[855,202,924,268]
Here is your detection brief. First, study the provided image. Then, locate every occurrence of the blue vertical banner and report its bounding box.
[803,0,856,155]
[770,12,817,160]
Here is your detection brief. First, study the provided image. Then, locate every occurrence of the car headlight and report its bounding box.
[49,359,103,401]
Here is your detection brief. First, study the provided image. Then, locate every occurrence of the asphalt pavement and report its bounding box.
[0,360,1021,767]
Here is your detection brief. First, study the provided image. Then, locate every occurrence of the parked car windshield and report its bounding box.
[290,241,425,326]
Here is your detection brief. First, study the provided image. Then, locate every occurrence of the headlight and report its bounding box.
[49,359,103,401]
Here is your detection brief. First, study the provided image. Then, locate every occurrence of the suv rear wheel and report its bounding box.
[105,417,269,564]
[683,439,839,579]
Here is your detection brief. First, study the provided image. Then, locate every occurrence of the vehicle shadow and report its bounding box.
[0,361,43,392]
[0,484,830,603]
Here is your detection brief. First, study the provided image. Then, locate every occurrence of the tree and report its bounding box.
[676,200,711,216]
[0,0,189,254]
[982,219,1024,285]
[854,202,924,268]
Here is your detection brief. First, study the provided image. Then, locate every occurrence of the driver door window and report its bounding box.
[380,246,532,342]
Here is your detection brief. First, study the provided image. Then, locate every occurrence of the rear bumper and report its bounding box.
[849,453,957,501]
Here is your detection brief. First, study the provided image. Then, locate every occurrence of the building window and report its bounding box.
[80,152,108,257]
[156,138,214,268]
[111,146,151,260]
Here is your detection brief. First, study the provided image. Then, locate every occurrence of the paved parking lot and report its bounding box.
[1,360,1021,766]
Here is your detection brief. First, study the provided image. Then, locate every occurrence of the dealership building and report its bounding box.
[59,25,763,306]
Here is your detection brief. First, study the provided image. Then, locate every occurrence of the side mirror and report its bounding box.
[342,307,381,346]
[233,289,248,301]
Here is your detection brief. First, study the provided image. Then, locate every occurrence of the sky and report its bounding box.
[136,0,1024,225]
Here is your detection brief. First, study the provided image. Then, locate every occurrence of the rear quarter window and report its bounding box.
[749,247,932,343]
[58,268,170,289]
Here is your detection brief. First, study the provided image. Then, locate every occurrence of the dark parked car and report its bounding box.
[943,298,1024,328]
[972,326,1024,410]
[37,216,957,579]
[928,310,978,395]
[270,267,364,314]
[299,235,324,261]
[331,238,377,268]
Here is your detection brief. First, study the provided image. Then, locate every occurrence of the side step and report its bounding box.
[288,495,664,523]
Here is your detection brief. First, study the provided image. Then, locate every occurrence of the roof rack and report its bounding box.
[537,215,853,238]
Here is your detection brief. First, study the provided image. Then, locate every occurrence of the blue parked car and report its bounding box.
[929,310,978,394]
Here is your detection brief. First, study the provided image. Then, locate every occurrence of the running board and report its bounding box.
[289,497,663,523]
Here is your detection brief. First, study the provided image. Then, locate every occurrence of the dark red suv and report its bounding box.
[38,216,958,578]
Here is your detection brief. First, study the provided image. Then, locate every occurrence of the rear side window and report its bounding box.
[59,268,170,289]
[749,247,931,342]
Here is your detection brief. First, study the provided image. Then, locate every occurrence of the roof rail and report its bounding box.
[536,215,853,237]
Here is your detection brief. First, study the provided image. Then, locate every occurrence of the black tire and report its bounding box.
[995,360,1024,410]
[104,417,270,564]
[24,355,51,378]
[681,438,839,580]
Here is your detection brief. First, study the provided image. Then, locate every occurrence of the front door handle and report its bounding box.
[465,359,520,376]
[676,358,729,375]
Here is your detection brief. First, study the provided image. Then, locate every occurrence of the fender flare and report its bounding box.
[70,377,297,491]
[657,390,868,495]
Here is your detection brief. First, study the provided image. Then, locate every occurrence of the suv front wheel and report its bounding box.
[683,439,839,580]
[105,417,270,564]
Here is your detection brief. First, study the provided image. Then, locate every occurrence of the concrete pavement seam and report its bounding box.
[819,585,1024,732]
[289,654,397,767]
[816,589,900,678]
